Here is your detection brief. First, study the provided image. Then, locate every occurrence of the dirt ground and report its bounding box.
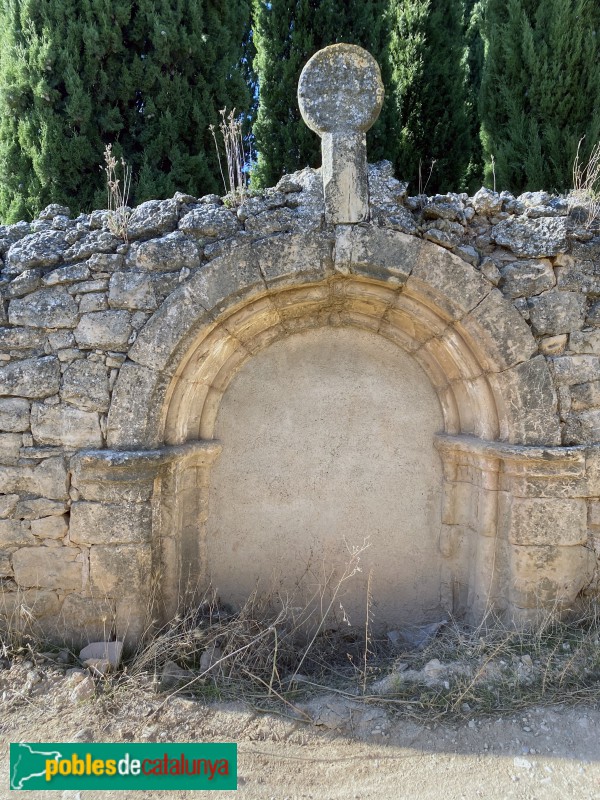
[0,666,599,800]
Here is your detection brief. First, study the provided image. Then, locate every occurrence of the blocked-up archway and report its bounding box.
[102,229,568,627]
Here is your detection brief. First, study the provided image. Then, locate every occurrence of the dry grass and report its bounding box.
[103,143,132,242]
[568,137,600,229]
[210,109,248,206]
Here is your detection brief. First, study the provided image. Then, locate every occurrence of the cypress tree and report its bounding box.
[251,0,390,189]
[385,0,473,194]
[480,0,600,193]
[0,0,251,223]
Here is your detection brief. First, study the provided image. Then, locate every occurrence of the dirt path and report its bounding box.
[1,677,599,800]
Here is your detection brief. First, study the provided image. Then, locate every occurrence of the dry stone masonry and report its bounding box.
[0,45,599,644]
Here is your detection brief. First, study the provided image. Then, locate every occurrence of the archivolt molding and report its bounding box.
[107,229,560,450]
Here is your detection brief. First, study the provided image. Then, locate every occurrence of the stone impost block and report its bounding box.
[12,546,82,591]
[69,501,152,545]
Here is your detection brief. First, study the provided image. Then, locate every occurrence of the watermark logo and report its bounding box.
[10,742,237,791]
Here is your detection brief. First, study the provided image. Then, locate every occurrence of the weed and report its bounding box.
[568,137,600,229]
[103,144,132,242]
[210,109,248,207]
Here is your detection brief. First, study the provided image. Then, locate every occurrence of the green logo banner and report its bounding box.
[10,742,237,791]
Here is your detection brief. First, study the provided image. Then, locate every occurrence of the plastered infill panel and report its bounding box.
[206,327,445,629]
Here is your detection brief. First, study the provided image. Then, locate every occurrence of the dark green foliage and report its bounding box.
[251,0,391,188]
[480,0,600,193]
[0,0,251,222]
[463,0,485,190]
[385,0,473,194]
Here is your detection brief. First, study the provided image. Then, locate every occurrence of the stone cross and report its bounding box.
[298,44,384,225]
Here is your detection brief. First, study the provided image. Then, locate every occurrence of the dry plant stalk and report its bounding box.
[209,109,247,205]
[569,137,600,229]
[103,144,132,242]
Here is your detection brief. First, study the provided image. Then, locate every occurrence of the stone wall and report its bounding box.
[1,161,599,643]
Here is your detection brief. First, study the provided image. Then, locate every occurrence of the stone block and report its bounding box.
[0,457,68,500]
[538,335,567,356]
[563,410,600,445]
[509,544,594,608]
[571,381,600,410]
[31,402,102,448]
[8,287,78,328]
[256,232,334,287]
[0,494,18,517]
[527,291,586,336]
[491,217,568,257]
[74,310,132,350]
[14,498,67,519]
[488,356,560,445]
[0,398,30,431]
[499,259,555,298]
[63,231,120,262]
[0,550,12,576]
[43,262,91,286]
[108,271,157,310]
[0,326,46,350]
[551,355,600,386]
[4,269,43,298]
[106,362,169,448]
[61,359,110,412]
[179,206,240,239]
[0,432,23,464]
[569,329,600,354]
[6,230,68,271]
[130,231,201,272]
[89,543,151,595]
[459,288,537,371]
[69,501,152,545]
[128,199,179,239]
[0,356,60,398]
[31,515,68,540]
[0,589,60,619]
[57,593,115,645]
[12,546,82,590]
[509,498,587,546]
[334,226,420,285]
[0,519,35,548]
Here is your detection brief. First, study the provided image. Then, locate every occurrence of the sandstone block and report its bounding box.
[12,546,82,590]
[0,356,60,398]
[8,288,78,328]
[31,402,102,448]
[31,515,68,539]
[74,310,132,350]
[539,334,567,356]
[89,543,151,595]
[61,359,110,412]
[69,501,152,545]
[527,291,586,336]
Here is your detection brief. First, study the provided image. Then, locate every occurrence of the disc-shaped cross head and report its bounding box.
[298,44,384,135]
[298,44,384,224]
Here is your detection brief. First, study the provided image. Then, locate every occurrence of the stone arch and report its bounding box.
[108,229,560,450]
